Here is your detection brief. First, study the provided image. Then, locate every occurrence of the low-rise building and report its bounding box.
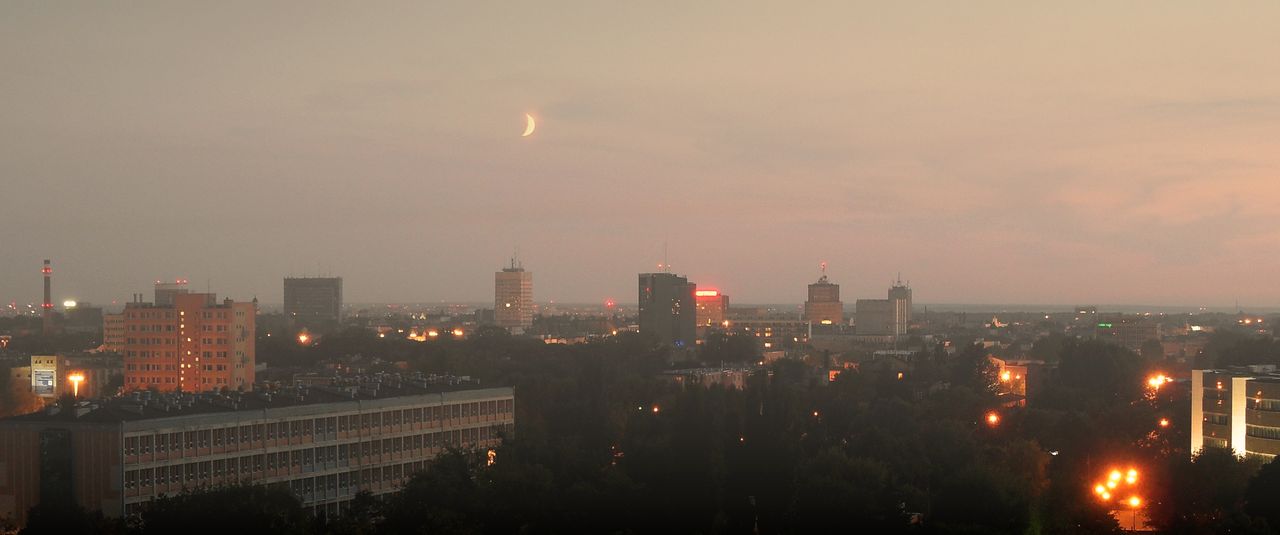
[0,377,515,526]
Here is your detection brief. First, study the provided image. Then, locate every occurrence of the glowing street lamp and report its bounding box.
[985,412,1000,427]
[67,372,85,398]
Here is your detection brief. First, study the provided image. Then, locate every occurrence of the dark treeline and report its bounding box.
[14,328,1280,534]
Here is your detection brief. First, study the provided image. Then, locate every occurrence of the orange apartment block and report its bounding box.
[122,293,255,392]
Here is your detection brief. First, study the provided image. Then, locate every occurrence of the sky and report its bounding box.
[3,2,1280,307]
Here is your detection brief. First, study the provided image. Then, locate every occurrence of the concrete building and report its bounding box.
[694,289,729,330]
[0,379,514,526]
[855,299,897,336]
[804,272,843,326]
[638,272,696,349]
[856,281,913,338]
[494,262,533,333]
[29,354,121,400]
[122,293,256,393]
[284,277,344,332]
[153,280,189,307]
[889,278,912,335]
[1191,367,1280,461]
[61,302,104,338]
[103,313,125,353]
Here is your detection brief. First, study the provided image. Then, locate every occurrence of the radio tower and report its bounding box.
[41,259,54,336]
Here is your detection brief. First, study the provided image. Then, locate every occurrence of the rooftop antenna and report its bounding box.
[662,240,670,273]
[818,261,828,283]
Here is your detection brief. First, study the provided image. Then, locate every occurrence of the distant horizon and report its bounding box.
[6,3,1280,309]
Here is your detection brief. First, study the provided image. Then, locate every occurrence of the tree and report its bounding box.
[377,449,483,535]
[19,501,122,535]
[131,485,310,535]
[1244,456,1280,529]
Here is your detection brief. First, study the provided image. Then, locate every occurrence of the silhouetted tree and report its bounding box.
[131,485,310,535]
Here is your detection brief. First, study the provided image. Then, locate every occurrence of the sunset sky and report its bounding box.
[4,2,1279,306]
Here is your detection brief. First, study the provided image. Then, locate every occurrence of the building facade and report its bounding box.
[694,290,729,330]
[0,383,515,526]
[1191,367,1280,461]
[122,293,256,393]
[102,313,126,354]
[856,282,912,338]
[638,273,696,349]
[804,275,843,326]
[494,264,533,333]
[29,354,121,400]
[283,277,344,332]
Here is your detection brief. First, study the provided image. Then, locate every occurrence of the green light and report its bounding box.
[1097,323,1113,328]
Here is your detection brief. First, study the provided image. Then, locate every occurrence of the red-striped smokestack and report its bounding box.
[42,259,53,336]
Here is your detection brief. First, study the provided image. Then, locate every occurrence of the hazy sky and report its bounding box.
[4,2,1280,307]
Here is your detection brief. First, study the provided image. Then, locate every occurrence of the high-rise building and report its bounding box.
[889,278,912,335]
[638,272,696,349]
[0,380,514,526]
[804,269,843,326]
[494,262,532,333]
[153,280,189,307]
[122,292,256,393]
[856,280,913,338]
[694,289,729,329]
[284,277,344,332]
[1190,367,1280,461]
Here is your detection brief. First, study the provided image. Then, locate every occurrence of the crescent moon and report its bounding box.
[522,113,536,137]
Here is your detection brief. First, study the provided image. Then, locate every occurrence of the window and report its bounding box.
[1205,413,1230,425]
[1248,425,1280,441]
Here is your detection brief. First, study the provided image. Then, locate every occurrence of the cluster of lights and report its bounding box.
[1092,468,1142,508]
[1146,374,1173,390]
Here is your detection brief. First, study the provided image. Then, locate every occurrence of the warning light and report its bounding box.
[695,290,720,297]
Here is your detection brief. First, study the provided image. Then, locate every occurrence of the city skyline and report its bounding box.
[5,3,1280,307]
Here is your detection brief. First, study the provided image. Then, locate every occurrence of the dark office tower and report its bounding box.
[284,277,344,331]
[41,260,53,336]
[804,264,843,325]
[638,272,696,349]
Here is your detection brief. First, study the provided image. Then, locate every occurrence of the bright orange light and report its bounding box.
[67,373,85,397]
[427,330,439,338]
[985,412,1000,426]
[695,290,720,297]
[452,328,463,337]
[1101,491,1111,500]
[1094,484,1106,495]
[1000,371,1012,382]
[820,319,833,325]
[1128,496,1142,508]
[897,372,904,380]
[1109,470,1122,482]
[651,405,660,414]
[1107,480,1117,489]
[812,410,820,418]
[297,333,310,345]
[1159,418,1170,427]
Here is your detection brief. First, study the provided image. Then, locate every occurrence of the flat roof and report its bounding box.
[2,374,512,426]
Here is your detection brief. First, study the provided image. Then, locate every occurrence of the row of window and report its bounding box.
[124,425,510,490]
[1204,413,1230,425]
[1249,399,1280,412]
[1247,425,1280,441]
[124,400,515,456]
